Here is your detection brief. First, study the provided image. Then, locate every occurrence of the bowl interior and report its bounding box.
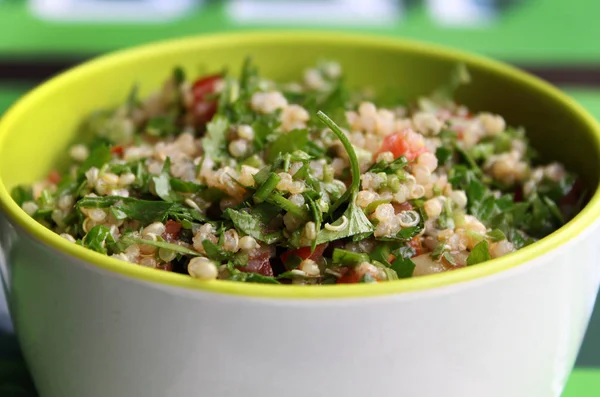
[1,32,599,298]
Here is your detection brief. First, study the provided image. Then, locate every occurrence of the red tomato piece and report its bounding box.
[242,249,274,277]
[387,237,422,266]
[393,202,413,214]
[48,170,61,184]
[280,243,328,266]
[336,267,362,284]
[407,237,424,257]
[191,74,221,128]
[157,263,173,272]
[110,145,124,156]
[377,130,429,161]
[162,220,182,243]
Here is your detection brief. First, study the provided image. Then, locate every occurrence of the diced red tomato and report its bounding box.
[111,145,124,156]
[241,249,274,277]
[407,237,424,257]
[377,130,429,161]
[387,237,423,265]
[48,170,61,184]
[162,220,182,243]
[393,202,413,214]
[157,263,173,272]
[336,267,362,284]
[191,74,221,128]
[280,243,328,267]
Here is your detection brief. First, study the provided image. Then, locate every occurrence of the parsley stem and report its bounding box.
[128,238,201,256]
[253,172,281,203]
[316,111,360,213]
[266,193,309,219]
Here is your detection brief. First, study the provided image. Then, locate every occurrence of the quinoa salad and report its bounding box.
[11,60,585,285]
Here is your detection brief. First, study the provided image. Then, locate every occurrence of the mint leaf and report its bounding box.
[252,118,273,151]
[82,225,115,255]
[170,178,206,193]
[152,158,182,202]
[202,116,229,161]
[76,196,206,225]
[11,185,33,207]
[390,256,416,278]
[316,193,373,244]
[78,143,111,177]
[487,229,506,242]
[202,240,232,262]
[266,129,309,162]
[225,208,282,244]
[435,146,453,165]
[466,240,492,266]
[369,243,392,265]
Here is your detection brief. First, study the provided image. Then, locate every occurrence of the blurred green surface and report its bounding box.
[0,86,29,112]
[564,370,600,396]
[0,0,599,62]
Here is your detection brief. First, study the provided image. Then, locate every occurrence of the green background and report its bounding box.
[0,0,597,63]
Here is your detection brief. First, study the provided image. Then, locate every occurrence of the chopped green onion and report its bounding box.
[332,248,369,266]
[253,172,281,203]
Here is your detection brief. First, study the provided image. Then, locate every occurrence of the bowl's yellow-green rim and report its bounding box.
[1,31,600,299]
